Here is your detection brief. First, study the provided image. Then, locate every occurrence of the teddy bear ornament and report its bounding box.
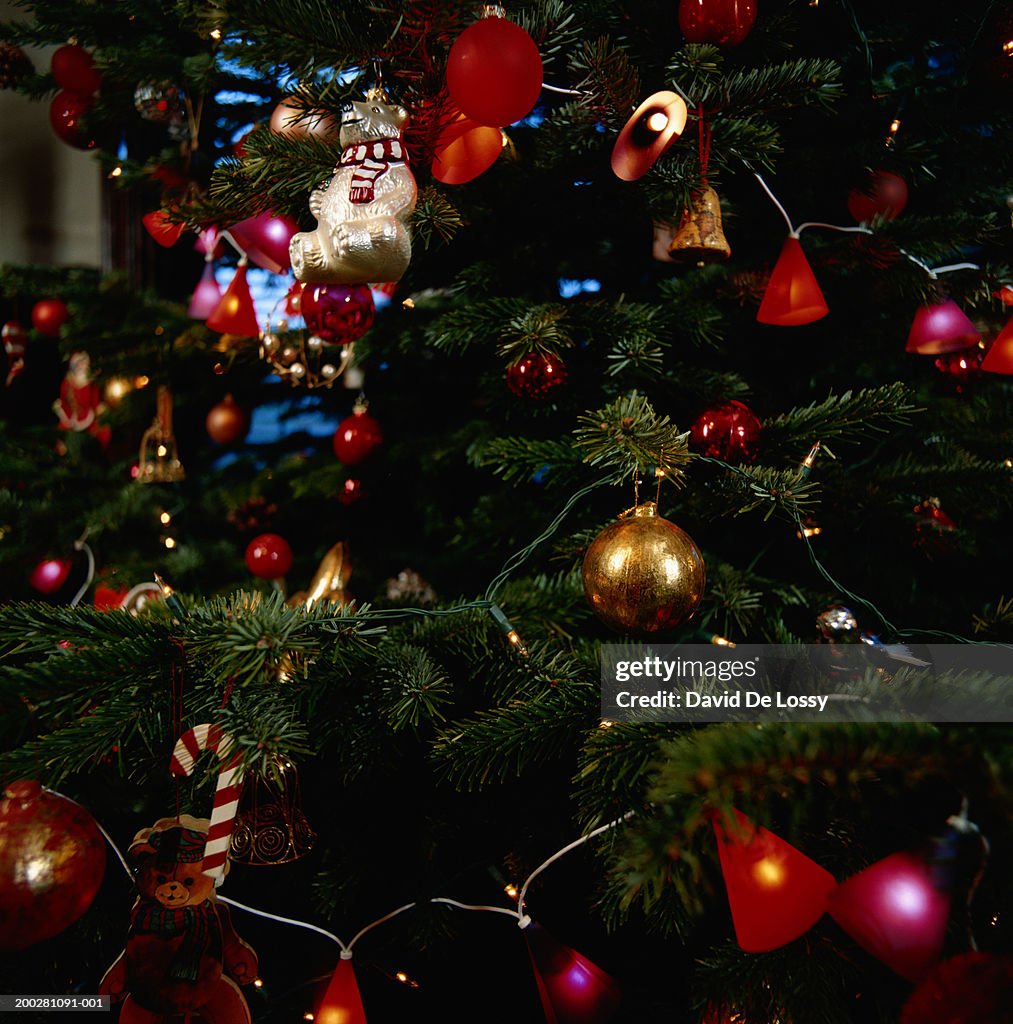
[100,816,259,1024]
[290,87,417,286]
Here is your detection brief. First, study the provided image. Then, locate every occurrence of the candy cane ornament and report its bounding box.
[169,723,244,883]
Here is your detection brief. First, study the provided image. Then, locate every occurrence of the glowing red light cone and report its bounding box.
[316,956,367,1024]
[756,237,829,326]
[980,317,1013,374]
[188,263,223,320]
[228,211,300,274]
[523,921,621,1024]
[713,808,837,952]
[828,851,950,982]
[207,262,260,337]
[905,299,980,355]
[142,209,184,247]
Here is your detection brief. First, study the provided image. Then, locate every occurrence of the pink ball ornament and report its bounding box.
[228,211,300,275]
[29,558,73,595]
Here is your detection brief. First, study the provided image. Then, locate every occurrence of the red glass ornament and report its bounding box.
[934,348,984,390]
[432,120,503,185]
[316,957,367,1024]
[506,352,568,398]
[0,780,106,952]
[679,0,758,47]
[29,557,73,594]
[206,394,250,445]
[302,284,375,344]
[690,400,762,463]
[284,280,304,317]
[913,499,958,557]
[713,807,837,952]
[828,851,950,982]
[228,211,300,275]
[847,171,909,223]
[523,922,622,1024]
[49,89,94,148]
[51,44,101,96]
[981,317,1013,374]
[142,209,184,247]
[905,300,980,355]
[757,237,828,326]
[207,263,260,337]
[188,263,223,320]
[94,584,129,611]
[333,407,383,466]
[338,478,364,505]
[31,297,70,337]
[446,16,543,127]
[901,953,1013,1024]
[245,533,293,580]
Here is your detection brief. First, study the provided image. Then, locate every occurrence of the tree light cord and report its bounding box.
[541,81,584,95]
[68,540,95,609]
[218,896,349,951]
[753,172,796,235]
[346,902,418,951]
[430,897,521,919]
[795,222,873,236]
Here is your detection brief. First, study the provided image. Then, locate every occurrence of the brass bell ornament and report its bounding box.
[668,186,731,263]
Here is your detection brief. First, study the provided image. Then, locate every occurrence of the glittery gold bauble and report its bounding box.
[582,501,705,634]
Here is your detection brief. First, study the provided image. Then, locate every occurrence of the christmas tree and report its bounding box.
[1,2,1011,1022]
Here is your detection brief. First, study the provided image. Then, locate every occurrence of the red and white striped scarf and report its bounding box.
[339,138,407,204]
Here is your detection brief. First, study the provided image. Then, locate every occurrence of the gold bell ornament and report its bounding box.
[137,385,184,483]
[229,755,316,866]
[582,501,706,635]
[668,185,731,263]
[286,541,351,608]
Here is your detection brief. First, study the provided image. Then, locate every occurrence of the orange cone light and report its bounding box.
[756,236,829,326]
[713,808,837,952]
[206,261,260,337]
[980,317,1013,374]
[905,299,981,355]
[316,955,367,1024]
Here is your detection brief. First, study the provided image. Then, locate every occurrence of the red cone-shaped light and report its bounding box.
[713,808,837,952]
[142,209,185,247]
[316,956,367,1024]
[980,317,1013,374]
[207,263,260,337]
[905,300,980,355]
[432,117,503,185]
[756,237,829,326]
[828,851,950,982]
[523,921,621,1024]
[188,263,223,320]
[228,211,299,274]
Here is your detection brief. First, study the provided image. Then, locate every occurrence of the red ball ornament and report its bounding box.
[29,557,73,595]
[506,352,568,399]
[679,0,758,47]
[31,297,70,337]
[847,170,909,223]
[333,405,383,466]
[302,284,375,344]
[0,780,106,952]
[245,533,293,580]
[206,394,251,446]
[446,16,543,127]
[49,89,95,148]
[690,400,762,463]
[51,44,101,96]
[901,953,1013,1024]
[94,584,129,611]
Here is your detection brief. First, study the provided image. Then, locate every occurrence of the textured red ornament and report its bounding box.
[333,408,383,466]
[338,478,364,505]
[690,400,762,463]
[713,807,837,952]
[913,499,958,557]
[207,264,260,338]
[934,348,984,390]
[29,557,73,594]
[847,170,909,223]
[206,395,250,446]
[142,209,185,247]
[51,44,101,96]
[679,0,758,47]
[245,533,293,580]
[302,284,375,344]
[756,237,828,326]
[0,780,106,951]
[316,957,367,1024]
[901,953,1013,1024]
[828,851,950,982]
[506,352,568,398]
[49,89,95,148]
[31,297,70,337]
[446,16,543,127]
[906,300,980,355]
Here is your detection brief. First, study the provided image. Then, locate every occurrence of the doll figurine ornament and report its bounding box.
[289,90,417,285]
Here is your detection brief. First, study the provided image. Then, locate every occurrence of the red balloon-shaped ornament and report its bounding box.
[302,284,375,344]
[690,400,762,463]
[245,533,293,580]
[51,44,101,96]
[29,557,73,594]
[31,297,70,337]
[333,405,383,466]
[679,0,758,47]
[0,780,106,952]
[847,170,909,223]
[713,807,837,952]
[206,395,250,445]
[316,957,367,1024]
[446,16,543,127]
[506,352,568,399]
[828,851,950,982]
[905,300,980,355]
[228,211,299,275]
[432,119,504,185]
[757,237,828,326]
[49,89,95,148]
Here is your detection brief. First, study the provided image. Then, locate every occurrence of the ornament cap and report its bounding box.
[629,501,659,519]
[4,779,42,802]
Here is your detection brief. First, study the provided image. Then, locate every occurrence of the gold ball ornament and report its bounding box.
[582,501,705,634]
